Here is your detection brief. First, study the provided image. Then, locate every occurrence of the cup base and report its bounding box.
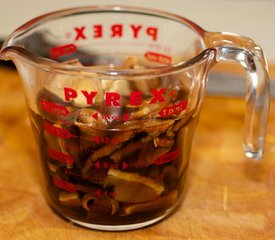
[66,214,169,231]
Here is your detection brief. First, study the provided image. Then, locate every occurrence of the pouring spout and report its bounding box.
[0,46,24,67]
[0,47,11,61]
[0,45,42,68]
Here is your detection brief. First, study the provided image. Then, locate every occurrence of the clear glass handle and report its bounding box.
[204,32,270,160]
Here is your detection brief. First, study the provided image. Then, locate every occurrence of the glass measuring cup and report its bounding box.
[0,6,269,231]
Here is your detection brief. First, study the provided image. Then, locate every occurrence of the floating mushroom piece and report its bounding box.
[48,162,58,173]
[110,140,144,163]
[40,59,83,106]
[104,169,164,203]
[82,143,124,176]
[82,192,98,211]
[82,192,119,215]
[120,56,139,69]
[45,75,102,109]
[76,184,99,193]
[141,120,175,143]
[58,191,82,207]
[122,190,178,216]
[166,126,175,138]
[128,101,168,120]
[62,58,83,66]
[153,137,174,148]
[173,110,195,132]
[82,126,143,175]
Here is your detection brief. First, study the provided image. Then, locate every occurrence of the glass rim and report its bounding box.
[1,5,212,77]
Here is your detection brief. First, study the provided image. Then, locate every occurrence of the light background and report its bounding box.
[0,0,274,63]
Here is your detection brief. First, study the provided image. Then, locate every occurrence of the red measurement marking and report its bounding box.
[92,112,98,120]
[48,148,75,165]
[95,189,115,198]
[154,149,179,165]
[50,43,77,59]
[95,189,101,198]
[79,111,129,123]
[144,51,172,64]
[40,100,70,116]
[44,122,72,139]
[53,176,77,193]
[94,161,100,170]
[101,113,129,122]
[122,161,128,170]
[104,162,119,169]
[92,136,121,145]
[158,100,188,118]
[93,161,121,170]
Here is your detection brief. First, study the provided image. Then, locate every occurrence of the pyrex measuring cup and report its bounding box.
[0,6,270,231]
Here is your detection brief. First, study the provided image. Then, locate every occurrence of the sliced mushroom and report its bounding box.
[58,191,82,206]
[122,190,178,215]
[173,110,194,132]
[108,80,132,97]
[76,184,99,193]
[82,143,124,176]
[104,169,164,203]
[62,58,83,66]
[141,120,174,143]
[48,162,58,173]
[82,192,119,215]
[110,141,144,163]
[120,56,139,69]
[153,137,174,148]
[43,59,102,109]
[166,126,175,138]
[82,192,98,211]
[128,102,167,120]
[82,126,142,175]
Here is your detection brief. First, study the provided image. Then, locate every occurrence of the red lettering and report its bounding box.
[145,52,172,64]
[40,100,70,116]
[53,176,77,193]
[50,44,77,59]
[44,122,72,139]
[74,26,86,41]
[81,90,97,105]
[111,24,123,38]
[129,91,142,106]
[146,27,158,41]
[130,24,142,39]
[158,100,188,117]
[150,88,166,104]
[105,92,120,106]
[93,24,103,38]
[48,148,75,165]
[154,149,179,165]
[64,87,77,102]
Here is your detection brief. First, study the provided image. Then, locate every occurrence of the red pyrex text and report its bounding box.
[64,87,166,107]
[73,24,158,41]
